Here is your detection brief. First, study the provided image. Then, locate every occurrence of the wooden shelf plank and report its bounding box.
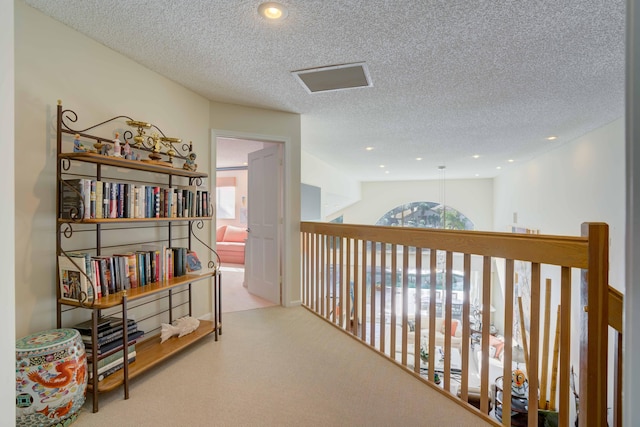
[59,152,208,178]
[89,320,216,393]
[59,270,216,309]
[58,216,212,224]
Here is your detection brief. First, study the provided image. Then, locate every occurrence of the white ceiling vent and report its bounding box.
[292,62,372,94]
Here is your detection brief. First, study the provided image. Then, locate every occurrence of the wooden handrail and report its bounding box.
[608,286,624,333]
[301,222,589,268]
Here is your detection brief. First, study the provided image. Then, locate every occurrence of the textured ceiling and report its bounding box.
[23,0,626,181]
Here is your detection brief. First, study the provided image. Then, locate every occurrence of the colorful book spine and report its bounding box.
[109,182,118,218]
[90,180,97,219]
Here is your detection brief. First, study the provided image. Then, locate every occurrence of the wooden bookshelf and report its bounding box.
[89,320,216,393]
[55,102,222,413]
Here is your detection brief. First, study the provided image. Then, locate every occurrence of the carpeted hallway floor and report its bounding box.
[76,306,491,427]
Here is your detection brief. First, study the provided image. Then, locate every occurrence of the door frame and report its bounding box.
[210,129,291,308]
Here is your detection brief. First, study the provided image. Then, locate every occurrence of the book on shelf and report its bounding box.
[88,345,137,381]
[74,316,136,335]
[186,251,202,272]
[109,181,118,219]
[89,354,137,380]
[93,256,115,295]
[170,247,188,277]
[90,356,137,382]
[82,323,138,346]
[95,180,103,219]
[59,178,87,219]
[85,330,144,356]
[58,255,92,301]
[88,344,136,371]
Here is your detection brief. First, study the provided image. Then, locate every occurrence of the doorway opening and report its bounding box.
[214,135,282,313]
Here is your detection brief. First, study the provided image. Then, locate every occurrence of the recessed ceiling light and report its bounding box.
[258,2,288,21]
[416,157,422,161]
[475,174,480,177]
[385,171,390,174]
[546,136,557,141]
[472,154,480,159]
[496,166,502,170]
[379,165,385,168]
[508,159,514,163]
[365,146,374,151]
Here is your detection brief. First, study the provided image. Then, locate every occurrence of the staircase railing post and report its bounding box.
[579,222,609,427]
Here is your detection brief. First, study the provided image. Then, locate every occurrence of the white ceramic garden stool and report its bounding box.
[16,328,88,427]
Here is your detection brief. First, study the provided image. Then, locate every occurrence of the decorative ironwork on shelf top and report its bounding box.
[58,100,197,169]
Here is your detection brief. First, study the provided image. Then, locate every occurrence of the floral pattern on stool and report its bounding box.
[16,328,87,427]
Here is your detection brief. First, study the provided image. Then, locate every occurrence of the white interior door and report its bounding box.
[246,144,282,304]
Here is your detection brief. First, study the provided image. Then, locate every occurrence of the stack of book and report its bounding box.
[74,317,144,382]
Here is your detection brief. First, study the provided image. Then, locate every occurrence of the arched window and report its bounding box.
[375,201,474,230]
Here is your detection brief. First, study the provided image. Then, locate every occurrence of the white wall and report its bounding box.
[301,151,361,217]
[494,118,625,291]
[331,178,494,230]
[15,2,212,337]
[209,102,301,306]
[1,0,15,423]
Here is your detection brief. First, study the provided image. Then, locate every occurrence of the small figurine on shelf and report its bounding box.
[113,132,122,157]
[100,144,112,156]
[123,140,133,160]
[73,134,86,152]
[183,152,197,171]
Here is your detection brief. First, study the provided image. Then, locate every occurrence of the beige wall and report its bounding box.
[216,169,248,229]
[2,0,15,423]
[210,102,302,306]
[15,2,212,337]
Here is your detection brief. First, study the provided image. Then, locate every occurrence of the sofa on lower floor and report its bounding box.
[216,225,247,264]
[418,317,464,351]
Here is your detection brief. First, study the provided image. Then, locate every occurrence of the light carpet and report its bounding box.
[220,266,277,313]
[76,306,491,426]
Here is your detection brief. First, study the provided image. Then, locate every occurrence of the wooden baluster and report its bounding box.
[345,238,352,333]
[314,233,319,314]
[370,242,377,347]
[414,248,422,374]
[332,236,337,323]
[380,243,387,354]
[540,278,552,410]
[480,255,491,415]
[502,259,514,426]
[559,266,571,426]
[443,251,453,392]
[353,239,359,337]
[401,246,409,366]
[360,240,369,342]
[460,253,471,403]
[550,306,560,411]
[320,234,326,316]
[428,250,437,384]
[528,263,541,427]
[390,244,397,360]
